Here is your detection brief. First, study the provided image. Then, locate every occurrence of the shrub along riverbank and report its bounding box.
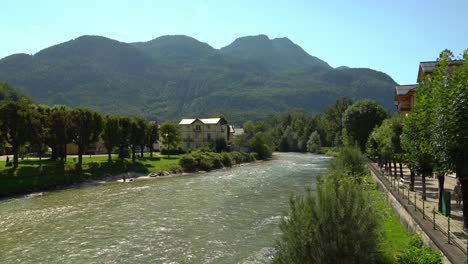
[273,146,441,264]
[179,149,257,172]
[0,154,181,197]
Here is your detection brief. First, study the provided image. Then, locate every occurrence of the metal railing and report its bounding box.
[369,163,468,260]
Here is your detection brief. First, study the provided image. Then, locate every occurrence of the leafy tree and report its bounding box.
[248,132,272,159]
[431,50,468,225]
[48,106,72,161]
[215,138,228,153]
[273,177,380,264]
[129,117,148,162]
[232,133,249,152]
[342,99,387,151]
[159,122,181,153]
[117,116,133,160]
[330,145,368,179]
[279,126,298,152]
[69,108,103,168]
[29,105,50,162]
[145,122,159,158]
[306,131,321,153]
[323,97,352,146]
[0,101,34,167]
[102,115,120,162]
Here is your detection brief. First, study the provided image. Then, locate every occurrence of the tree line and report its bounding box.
[235,97,387,156]
[0,100,165,169]
[367,50,468,227]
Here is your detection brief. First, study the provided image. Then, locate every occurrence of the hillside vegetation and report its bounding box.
[0,34,396,123]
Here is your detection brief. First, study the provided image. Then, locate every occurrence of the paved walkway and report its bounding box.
[373,162,468,260]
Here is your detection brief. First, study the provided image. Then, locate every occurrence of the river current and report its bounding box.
[0,152,331,264]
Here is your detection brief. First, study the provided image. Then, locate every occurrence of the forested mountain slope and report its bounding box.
[0,34,396,123]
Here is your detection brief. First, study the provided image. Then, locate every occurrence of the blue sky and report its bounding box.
[1,0,467,84]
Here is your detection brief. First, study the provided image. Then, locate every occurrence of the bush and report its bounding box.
[161,147,185,155]
[273,177,380,264]
[179,154,197,172]
[397,236,442,264]
[199,156,214,171]
[87,162,100,171]
[179,150,255,171]
[221,152,233,167]
[330,145,368,179]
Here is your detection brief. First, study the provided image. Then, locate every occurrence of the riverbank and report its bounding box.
[0,154,181,197]
[0,151,262,198]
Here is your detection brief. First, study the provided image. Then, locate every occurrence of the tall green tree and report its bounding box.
[0,101,34,167]
[117,116,133,160]
[248,132,272,159]
[342,99,387,151]
[69,108,103,168]
[323,97,352,146]
[129,117,148,162]
[145,122,159,158]
[102,115,120,162]
[48,106,72,161]
[29,105,50,162]
[431,50,468,225]
[306,131,321,153]
[159,122,181,153]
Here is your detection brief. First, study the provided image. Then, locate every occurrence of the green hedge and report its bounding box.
[179,150,256,172]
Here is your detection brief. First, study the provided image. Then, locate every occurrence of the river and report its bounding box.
[0,152,331,264]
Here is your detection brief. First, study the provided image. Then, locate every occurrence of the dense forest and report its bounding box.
[0,34,396,123]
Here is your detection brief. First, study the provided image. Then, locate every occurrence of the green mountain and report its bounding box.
[0,34,396,123]
[220,35,330,70]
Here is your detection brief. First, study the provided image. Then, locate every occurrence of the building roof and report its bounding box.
[234,128,244,135]
[179,119,197,125]
[419,60,464,74]
[395,84,418,95]
[200,118,221,124]
[179,118,222,125]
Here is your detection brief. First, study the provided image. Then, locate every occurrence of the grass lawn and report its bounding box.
[365,176,412,263]
[0,153,181,197]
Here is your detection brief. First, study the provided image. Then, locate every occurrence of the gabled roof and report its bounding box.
[179,119,197,125]
[419,60,464,74]
[179,118,223,125]
[395,84,418,96]
[200,118,221,124]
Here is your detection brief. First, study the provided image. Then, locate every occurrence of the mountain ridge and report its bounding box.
[0,34,396,123]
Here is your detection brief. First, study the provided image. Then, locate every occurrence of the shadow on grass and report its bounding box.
[0,156,180,197]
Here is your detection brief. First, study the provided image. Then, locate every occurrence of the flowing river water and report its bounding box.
[0,153,331,264]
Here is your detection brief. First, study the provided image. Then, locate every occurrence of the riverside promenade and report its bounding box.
[369,163,467,264]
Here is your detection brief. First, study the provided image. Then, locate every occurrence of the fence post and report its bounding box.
[422,199,425,219]
[448,216,451,244]
[414,191,417,211]
[408,188,411,204]
[397,179,400,194]
[433,207,436,230]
